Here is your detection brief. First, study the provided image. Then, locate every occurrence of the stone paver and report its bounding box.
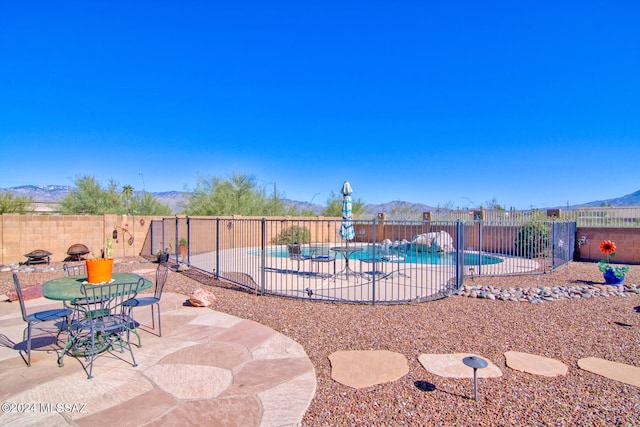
[329,350,409,389]
[504,351,568,377]
[578,357,640,387]
[0,292,316,426]
[418,353,502,378]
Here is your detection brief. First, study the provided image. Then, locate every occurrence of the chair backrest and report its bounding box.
[63,263,86,277]
[310,245,334,259]
[12,274,29,322]
[287,243,302,256]
[287,243,308,260]
[154,262,169,299]
[80,279,143,319]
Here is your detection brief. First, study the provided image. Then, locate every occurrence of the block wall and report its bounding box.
[574,227,640,264]
[0,214,164,264]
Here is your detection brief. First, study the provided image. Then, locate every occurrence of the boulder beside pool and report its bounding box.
[412,231,454,252]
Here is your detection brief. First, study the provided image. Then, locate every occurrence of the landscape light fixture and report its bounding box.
[463,356,488,401]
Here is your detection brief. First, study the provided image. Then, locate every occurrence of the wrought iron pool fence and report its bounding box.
[148,217,576,304]
[376,206,640,228]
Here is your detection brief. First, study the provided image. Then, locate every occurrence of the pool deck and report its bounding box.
[0,290,316,426]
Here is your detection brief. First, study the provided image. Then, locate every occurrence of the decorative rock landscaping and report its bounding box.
[456,282,640,303]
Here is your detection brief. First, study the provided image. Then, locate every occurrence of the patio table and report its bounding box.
[43,273,152,301]
[44,273,152,364]
[330,244,368,278]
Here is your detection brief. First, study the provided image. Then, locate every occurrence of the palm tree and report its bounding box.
[122,185,134,199]
[122,185,134,213]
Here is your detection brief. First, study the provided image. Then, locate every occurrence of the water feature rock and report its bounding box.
[411,231,454,252]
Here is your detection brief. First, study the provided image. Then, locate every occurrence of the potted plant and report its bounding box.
[598,240,629,285]
[156,243,172,263]
[86,241,114,284]
[178,237,188,259]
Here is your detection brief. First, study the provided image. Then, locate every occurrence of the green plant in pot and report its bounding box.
[156,243,172,263]
[598,240,629,285]
[178,237,188,259]
[86,243,114,284]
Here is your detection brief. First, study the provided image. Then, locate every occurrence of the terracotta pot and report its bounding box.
[179,245,187,259]
[86,258,113,284]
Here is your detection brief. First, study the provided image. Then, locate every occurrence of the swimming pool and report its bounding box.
[252,246,503,266]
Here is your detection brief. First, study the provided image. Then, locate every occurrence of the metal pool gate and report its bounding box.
[147,217,576,304]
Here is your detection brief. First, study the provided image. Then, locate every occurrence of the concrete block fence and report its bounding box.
[0,213,162,264]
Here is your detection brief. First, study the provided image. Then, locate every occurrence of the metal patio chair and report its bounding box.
[309,244,336,277]
[124,262,169,341]
[12,274,72,366]
[59,279,143,379]
[63,263,86,276]
[287,243,312,273]
[63,263,92,322]
[359,244,386,277]
[360,243,409,279]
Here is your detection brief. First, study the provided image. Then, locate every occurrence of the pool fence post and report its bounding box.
[455,220,464,292]
[260,218,266,296]
[186,215,190,265]
[175,215,179,261]
[371,218,377,305]
[478,219,483,276]
[215,218,220,280]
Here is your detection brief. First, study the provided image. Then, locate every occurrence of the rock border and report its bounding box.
[456,283,640,303]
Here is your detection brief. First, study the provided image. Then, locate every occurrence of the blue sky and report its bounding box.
[1,1,639,209]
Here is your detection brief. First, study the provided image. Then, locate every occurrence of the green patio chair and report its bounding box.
[12,274,72,366]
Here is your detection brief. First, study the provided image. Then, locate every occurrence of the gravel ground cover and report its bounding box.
[3,258,640,426]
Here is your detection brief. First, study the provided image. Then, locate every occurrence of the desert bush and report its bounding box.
[514,222,551,258]
[272,225,311,245]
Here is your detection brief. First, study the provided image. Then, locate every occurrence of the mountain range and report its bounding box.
[2,185,640,215]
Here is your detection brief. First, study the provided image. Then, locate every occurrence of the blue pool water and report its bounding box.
[252,246,503,266]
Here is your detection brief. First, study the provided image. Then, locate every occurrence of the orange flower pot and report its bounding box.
[86,258,113,284]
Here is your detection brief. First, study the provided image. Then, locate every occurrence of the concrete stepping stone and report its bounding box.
[504,351,568,377]
[329,350,409,389]
[418,353,502,378]
[578,357,640,387]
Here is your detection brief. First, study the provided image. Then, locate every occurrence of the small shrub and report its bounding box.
[514,222,551,259]
[272,225,311,245]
